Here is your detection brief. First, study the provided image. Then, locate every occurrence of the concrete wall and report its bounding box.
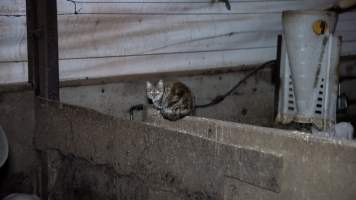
[35,100,282,200]
[60,68,275,127]
[34,99,356,200]
[0,91,37,197]
[143,108,356,200]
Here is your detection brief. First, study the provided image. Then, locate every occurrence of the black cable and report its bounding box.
[129,104,144,120]
[195,59,276,108]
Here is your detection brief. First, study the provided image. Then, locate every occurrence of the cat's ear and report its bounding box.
[146,81,153,89]
[157,80,164,89]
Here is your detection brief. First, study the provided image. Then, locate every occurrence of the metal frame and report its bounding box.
[26,0,60,100]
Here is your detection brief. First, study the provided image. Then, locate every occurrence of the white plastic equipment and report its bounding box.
[276,10,340,130]
[312,122,354,139]
[0,126,9,167]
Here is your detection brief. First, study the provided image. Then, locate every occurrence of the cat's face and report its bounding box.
[146,80,164,102]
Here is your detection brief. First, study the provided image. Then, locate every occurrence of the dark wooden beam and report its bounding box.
[273,34,282,119]
[26,0,36,87]
[26,0,60,100]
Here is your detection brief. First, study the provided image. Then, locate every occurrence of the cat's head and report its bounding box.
[146,80,164,102]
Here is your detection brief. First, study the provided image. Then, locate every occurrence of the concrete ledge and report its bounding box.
[34,99,283,199]
[144,107,356,200]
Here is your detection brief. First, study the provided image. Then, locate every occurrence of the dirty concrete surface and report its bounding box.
[31,99,356,200]
[0,91,37,197]
[144,108,356,200]
[35,99,282,200]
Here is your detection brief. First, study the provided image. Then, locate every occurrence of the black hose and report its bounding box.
[195,60,276,108]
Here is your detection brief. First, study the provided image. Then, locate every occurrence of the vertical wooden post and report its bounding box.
[26,0,60,100]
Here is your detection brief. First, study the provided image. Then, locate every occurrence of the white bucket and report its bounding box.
[0,126,9,167]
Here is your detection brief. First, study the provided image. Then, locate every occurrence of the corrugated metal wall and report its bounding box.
[0,0,355,83]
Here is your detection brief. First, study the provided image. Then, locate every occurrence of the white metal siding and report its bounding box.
[0,0,355,83]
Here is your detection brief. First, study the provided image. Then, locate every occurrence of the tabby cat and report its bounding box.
[146,80,194,121]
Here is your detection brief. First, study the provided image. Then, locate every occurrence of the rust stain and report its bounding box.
[312,20,327,35]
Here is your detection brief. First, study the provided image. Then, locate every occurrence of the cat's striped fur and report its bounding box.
[146,80,194,121]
